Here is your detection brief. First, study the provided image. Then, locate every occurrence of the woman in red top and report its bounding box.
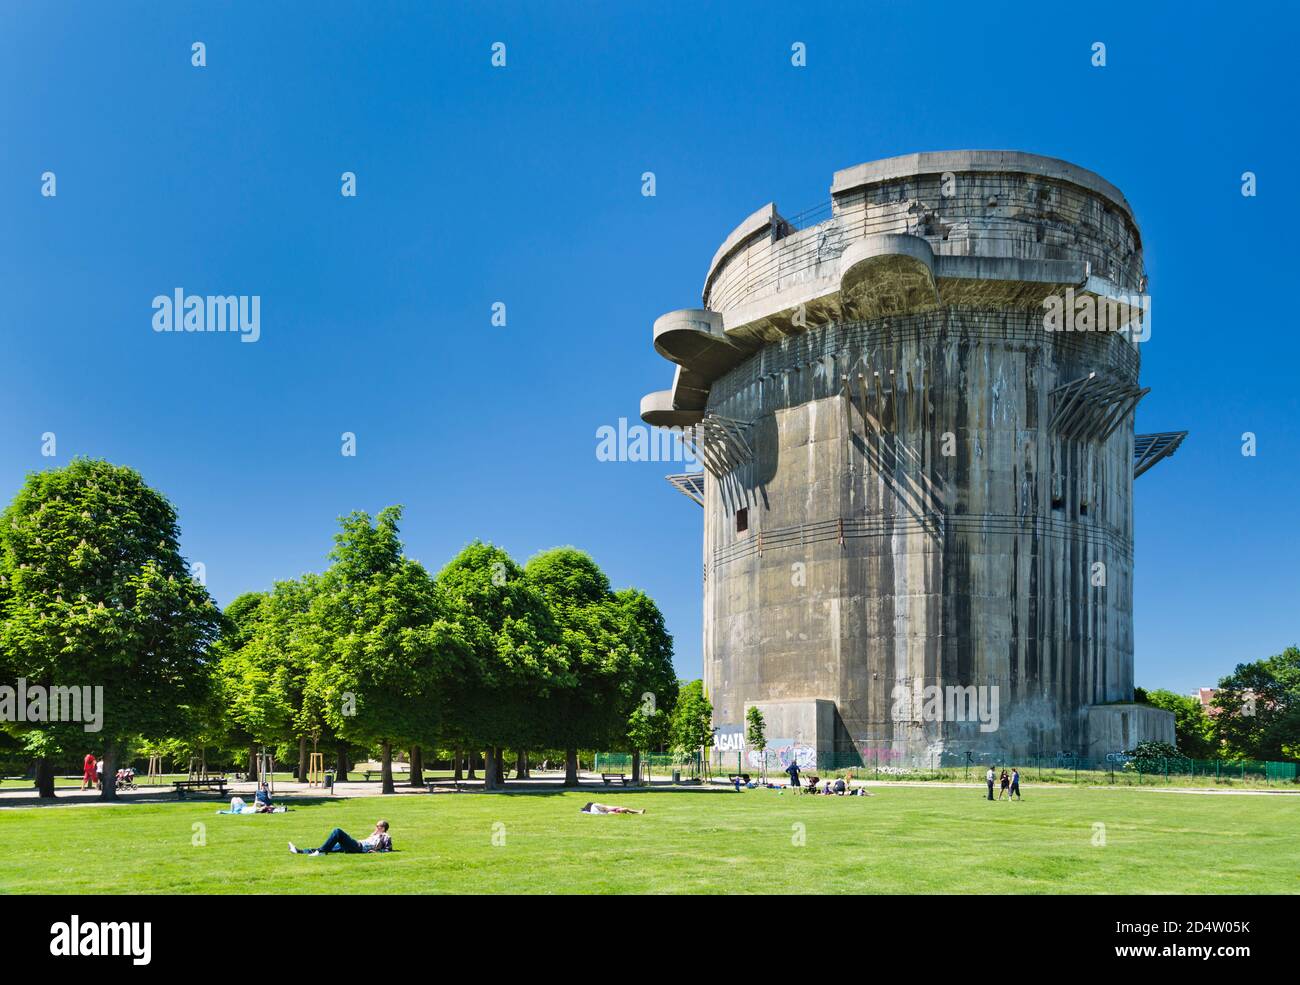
[81,752,97,790]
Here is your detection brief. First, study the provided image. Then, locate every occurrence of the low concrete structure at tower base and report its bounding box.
[1086,704,1176,755]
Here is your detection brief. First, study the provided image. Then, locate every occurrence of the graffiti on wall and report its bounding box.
[745,739,815,771]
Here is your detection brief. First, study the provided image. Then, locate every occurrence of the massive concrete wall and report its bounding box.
[645,152,1174,765]
[704,310,1136,762]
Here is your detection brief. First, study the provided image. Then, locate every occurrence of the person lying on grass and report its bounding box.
[580,802,645,815]
[289,820,392,855]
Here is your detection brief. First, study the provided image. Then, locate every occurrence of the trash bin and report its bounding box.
[671,769,681,784]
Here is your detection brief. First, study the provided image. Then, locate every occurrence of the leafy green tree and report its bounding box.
[746,704,767,780]
[625,706,669,778]
[524,548,628,785]
[670,679,713,773]
[612,588,677,784]
[438,542,568,789]
[213,580,327,782]
[309,507,469,794]
[0,460,220,798]
[1212,646,1300,761]
[1140,688,1215,758]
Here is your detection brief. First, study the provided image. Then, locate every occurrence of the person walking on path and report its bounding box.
[1009,768,1021,800]
[81,752,97,790]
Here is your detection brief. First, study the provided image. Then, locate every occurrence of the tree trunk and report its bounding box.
[632,749,642,786]
[484,746,499,790]
[467,750,477,780]
[453,748,463,781]
[564,747,579,786]
[248,744,259,783]
[35,758,56,799]
[336,744,349,784]
[100,740,118,800]
[410,746,424,786]
[516,748,528,779]
[381,741,395,795]
[297,735,307,782]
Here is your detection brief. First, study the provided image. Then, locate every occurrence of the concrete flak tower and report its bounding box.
[642,151,1183,766]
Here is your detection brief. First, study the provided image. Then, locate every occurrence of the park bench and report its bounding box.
[362,770,410,782]
[426,779,464,793]
[600,772,628,786]
[172,778,228,799]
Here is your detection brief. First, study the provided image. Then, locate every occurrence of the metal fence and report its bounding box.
[609,750,1300,786]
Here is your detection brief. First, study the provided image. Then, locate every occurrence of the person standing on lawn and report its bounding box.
[81,752,97,790]
[785,760,801,790]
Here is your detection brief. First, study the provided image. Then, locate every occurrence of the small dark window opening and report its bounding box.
[1079,502,1089,516]
[1051,495,1065,511]
[735,508,749,534]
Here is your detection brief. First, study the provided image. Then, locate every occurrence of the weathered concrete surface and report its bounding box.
[744,699,844,764]
[643,152,1174,764]
[1087,704,1176,754]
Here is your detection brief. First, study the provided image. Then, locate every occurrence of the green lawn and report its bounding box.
[1,785,1296,894]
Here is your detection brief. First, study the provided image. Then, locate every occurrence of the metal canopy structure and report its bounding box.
[1049,372,1149,442]
[1133,431,1189,478]
[681,413,755,478]
[665,471,705,506]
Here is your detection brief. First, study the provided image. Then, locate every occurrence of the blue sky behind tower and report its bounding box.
[1,1,1296,694]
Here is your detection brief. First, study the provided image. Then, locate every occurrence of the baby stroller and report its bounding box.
[115,767,138,791]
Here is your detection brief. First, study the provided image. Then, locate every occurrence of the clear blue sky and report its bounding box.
[2,2,1296,694]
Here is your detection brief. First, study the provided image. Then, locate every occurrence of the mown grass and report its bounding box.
[1,784,1296,894]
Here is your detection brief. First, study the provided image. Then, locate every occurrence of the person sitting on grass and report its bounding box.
[832,776,848,795]
[290,820,392,856]
[254,782,275,813]
[580,802,645,815]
